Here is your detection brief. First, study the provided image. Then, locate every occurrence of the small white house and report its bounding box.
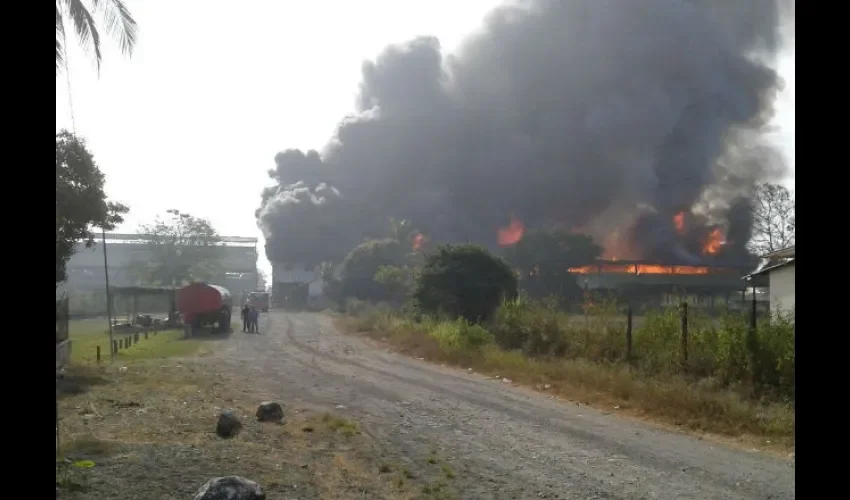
[270,262,325,308]
[746,246,795,315]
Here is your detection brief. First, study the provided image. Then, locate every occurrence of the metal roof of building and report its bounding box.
[744,258,795,279]
[760,245,795,259]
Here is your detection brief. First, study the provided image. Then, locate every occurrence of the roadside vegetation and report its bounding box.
[327,230,795,450]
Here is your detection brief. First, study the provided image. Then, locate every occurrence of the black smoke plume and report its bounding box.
[257,0,792,267]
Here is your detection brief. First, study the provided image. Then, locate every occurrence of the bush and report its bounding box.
[414,244,518,322]
[429,318,493,354]
[491,297,567,357]
[338,239,407,301]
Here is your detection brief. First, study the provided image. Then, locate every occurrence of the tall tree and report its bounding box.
[56,0,138,72]
[133,210,223,287]
[749,183,795,255]
[56,130,128,285]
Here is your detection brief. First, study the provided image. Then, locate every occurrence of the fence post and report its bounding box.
[747,281,760,388]
[133,333,139,344]
[680,302,689,367]
[112,340,118,354]
[750,283,758,333]
[144,331,149,340]
[625,305,633,364]
[96,345,101,363]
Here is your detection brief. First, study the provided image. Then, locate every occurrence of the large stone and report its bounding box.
[255,401,284,423]
[193,476,265,500]
[216,411,243,438]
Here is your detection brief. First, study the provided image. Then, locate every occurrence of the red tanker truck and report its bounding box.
[177,283,233,334]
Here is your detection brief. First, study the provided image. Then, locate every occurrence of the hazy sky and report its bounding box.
[56,0,795,274]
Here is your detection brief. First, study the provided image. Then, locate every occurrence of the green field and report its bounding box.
[68,319,208,365]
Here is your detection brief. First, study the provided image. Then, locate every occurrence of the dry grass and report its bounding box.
[335,314,795,453]
[56,355,454,499]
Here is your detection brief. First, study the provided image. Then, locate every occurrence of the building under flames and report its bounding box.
[567,259,763,311]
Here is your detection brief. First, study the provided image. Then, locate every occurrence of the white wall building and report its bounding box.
[747,246,795,316]
[271,263,325,307]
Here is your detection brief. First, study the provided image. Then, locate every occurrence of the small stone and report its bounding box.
[216,411,243,438]
[544,384,552,390]
[255,402,284,423]
[193,476,265,500]
[502,378,512,384]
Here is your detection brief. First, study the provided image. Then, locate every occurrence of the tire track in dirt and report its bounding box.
[208,311,795,500]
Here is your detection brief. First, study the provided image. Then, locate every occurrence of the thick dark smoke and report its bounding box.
[258,0,792,267]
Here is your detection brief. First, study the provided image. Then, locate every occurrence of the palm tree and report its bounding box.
[56,0,138,72]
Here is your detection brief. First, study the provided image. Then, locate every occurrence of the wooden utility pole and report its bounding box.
[102,228,115,360]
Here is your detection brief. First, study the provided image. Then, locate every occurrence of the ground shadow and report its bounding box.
[57,366,110,398]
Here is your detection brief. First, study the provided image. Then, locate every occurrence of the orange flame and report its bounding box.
[568,263,715,275]
[702,228,725,255]
[497,216,525,247]
[412,233,425,251]
[673,212,685,234]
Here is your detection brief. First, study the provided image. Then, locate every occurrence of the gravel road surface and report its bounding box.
[212,311,795,500]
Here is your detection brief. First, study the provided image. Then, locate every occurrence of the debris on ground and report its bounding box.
[255,402,284,423]
[193,476,265,500]
[216,410,243,438]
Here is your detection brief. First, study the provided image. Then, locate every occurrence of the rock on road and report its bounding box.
[212,311,795,500]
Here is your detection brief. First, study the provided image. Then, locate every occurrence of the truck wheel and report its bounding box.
[218,310,231,333]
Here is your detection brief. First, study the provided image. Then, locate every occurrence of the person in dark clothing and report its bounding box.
[241,304,250,332]
[250,306,259,333]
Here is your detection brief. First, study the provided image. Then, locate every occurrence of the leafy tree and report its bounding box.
[132,210,222,286]
[502,229,602,298]
[56,0,138,72]
[749,183,795,255]
[318,261,336,282]
[414,244,518,322]
[373,265,413,303]
[56,130,128,285]
[338,239,407,301]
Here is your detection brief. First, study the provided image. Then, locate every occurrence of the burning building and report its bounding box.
[567,260,750,310]
[570,208,758,309]
[497,208,759,310]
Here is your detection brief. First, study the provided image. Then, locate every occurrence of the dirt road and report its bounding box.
[212,311,795,500]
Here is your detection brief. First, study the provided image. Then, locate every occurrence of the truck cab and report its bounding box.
[247,291,270,312]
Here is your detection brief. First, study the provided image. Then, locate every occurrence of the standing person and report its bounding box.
[250,306,260,334]
[241,303,250,332]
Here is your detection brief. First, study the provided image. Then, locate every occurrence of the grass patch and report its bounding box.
[56,461,92,494]
[336,299,795,451]
[59,434,117,458]
[321,412,362,437]
[68,319,207,365]
[440,463,455,479]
